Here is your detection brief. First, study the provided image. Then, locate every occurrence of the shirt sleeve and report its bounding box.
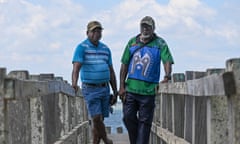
[108,48,113,66]
[161,44,174,64]
[121,45,131,64]
[121,37,136,64]
[72,44,84,63]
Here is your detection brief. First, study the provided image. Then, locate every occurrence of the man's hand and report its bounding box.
[119,88,126,103]
[161,75,171,83]
[110,92,118,106]
[160,78,169,83]
[72,84,79,93]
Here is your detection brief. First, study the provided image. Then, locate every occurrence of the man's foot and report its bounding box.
[104,138,113,144]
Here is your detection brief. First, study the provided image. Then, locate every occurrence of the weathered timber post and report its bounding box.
[172,73,185,139]
[161,76,173,144]
[117,127,123,134]
[226,58,240,144]
[0,68,7,144]
[0,69,90,144]
[39,73,54,81]
[184,71,206,144]
[0,69,6,87]
[5,70,38,144]
[206,68,228,144]
[8,70,29,80]
[173,73,185,82]
[206,68,225,75]
[151,81,161,144]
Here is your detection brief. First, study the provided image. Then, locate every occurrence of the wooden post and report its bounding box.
[152,86,161,143]
[172,73,185,138]
[226,58,240,144]
[184,71,206,144]
[0,68,6,144]
[8,70,29,80]
[106,126,111,134]
[117,127,123,134]
[39,73,54,81]
[206,68,228,144]
[0,68,6,94]
[173,73,185,82]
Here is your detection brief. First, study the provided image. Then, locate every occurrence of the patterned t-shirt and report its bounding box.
[121,34,174,95]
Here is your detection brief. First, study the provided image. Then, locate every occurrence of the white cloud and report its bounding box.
[0,0,6,3]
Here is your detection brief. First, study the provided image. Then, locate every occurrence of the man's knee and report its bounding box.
[92,114,103,124]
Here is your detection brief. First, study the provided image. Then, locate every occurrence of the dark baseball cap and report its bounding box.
[140,16,155,30]
[87,21,103,31]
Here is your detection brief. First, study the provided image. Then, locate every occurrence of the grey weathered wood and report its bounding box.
[0,68,6,89]
[39,73,54,81]
[0,68,6,98]
[0,69,89,144]
[158,73,235,97]
[167,95,173,132]
[173,74,185,139]
[206,68,225,75]
[195,97,207,144]
[207,96,228,144]
[226,58,240,144]
[185,71,206,80]
[174,95,185,138]
[173,73,185,82]
[206,69,228,144]
[8,70,29,80]
[162,95,167,129]
[150,58,240,144]
[184,96,193,143]
[151,123,190,144]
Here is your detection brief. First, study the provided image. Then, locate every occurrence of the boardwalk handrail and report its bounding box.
[0,69,89,144]
[150,58,240,144]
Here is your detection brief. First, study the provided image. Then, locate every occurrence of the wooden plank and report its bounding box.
[226,58,240,144]
[151,123,190,144]
[208,96,228,144]
[195,97,207,144]
[162,95,167,129]
[174,95,185,138]
[184,96,193,143]
[167,95,173,132]
[157,73,236,97]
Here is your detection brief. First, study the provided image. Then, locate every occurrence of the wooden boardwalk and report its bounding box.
[89,133,129,144]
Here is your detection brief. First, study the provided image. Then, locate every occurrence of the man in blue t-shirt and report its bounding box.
[72,21,118,144]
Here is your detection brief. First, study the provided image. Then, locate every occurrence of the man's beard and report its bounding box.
[140,33,151,39]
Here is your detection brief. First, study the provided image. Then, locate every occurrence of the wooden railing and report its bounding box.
[150,58,240,144]
[1,57,239,144]
[0,69,89,144]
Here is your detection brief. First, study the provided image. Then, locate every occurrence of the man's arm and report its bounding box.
[109,66,118,94]
[161,61,172,83]
[109,65,118,105]
[72,62,81,92]
[119,63,128,99]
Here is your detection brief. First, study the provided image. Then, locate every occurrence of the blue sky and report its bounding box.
[0,0,239,84]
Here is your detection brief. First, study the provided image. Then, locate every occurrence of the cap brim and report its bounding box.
[141,21,152,26]
[89,25,103,31]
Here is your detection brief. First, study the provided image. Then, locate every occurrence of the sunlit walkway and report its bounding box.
[89,133,129,144]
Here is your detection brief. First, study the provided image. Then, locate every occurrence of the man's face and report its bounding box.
[140,23,154,39]
[87,27,102,43]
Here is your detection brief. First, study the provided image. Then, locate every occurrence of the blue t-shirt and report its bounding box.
[72,39,112,84]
